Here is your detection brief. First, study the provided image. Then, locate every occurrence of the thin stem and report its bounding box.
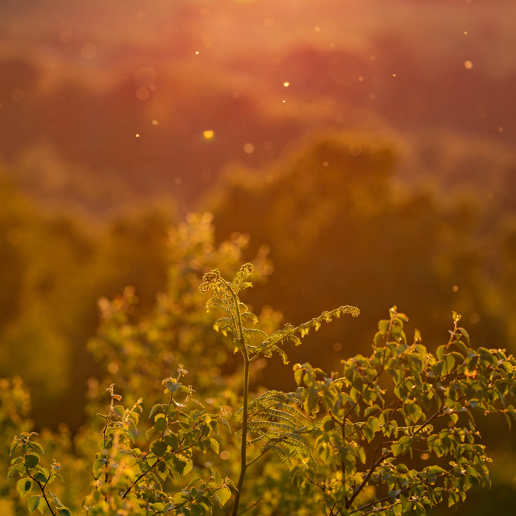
[220,279,250,516]
[237,497,262,516]
[232,353,250,516]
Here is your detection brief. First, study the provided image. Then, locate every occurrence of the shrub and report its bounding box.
[8,263,516,515]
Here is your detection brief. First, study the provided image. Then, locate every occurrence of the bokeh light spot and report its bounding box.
[11,88,24,102]
[203,130,214,140]
[136,87,150,101]
[59,30,72,43]
[81,43,97,59]
[465,60,473,69]
[243,143,255,154]
[283,81,290,87]
[349,143,362,156]
[6,228,22,245]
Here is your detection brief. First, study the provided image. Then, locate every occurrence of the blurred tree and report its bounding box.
[0,170,177,430]
[209,131,509,389]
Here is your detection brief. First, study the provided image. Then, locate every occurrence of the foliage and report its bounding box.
[8,264,516,515]
[0,169,176,429]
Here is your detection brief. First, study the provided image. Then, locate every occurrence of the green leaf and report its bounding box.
[92,457,107,478]
[33,472,48,484]
[458,327,470,344]
[454,340,468,354]
[57,509,72,516]
[24,454,40,469]
[151,440,168,457]
[154,414,168,432]
[149,404,162,418]
[7,462,25,480]
[164,434,179,450]
[28,442,45,455]
[214,486,232,507]
[16,478,33,497]
[378,320,389,335]
[388,489,401,500]
[27,495,40,514]
[391,436,413,457]
[209,438,220,454]
[442,355,455,376]
[165,379,182,394]
[10,440,19,456]
[48,492,64,508]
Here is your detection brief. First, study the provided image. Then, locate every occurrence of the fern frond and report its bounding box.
[249,420,299,432]
[240,312,259,324]
[212,318,236,337]
[206,298,230,313]
[255,305,360,358]
[242,328,268,340]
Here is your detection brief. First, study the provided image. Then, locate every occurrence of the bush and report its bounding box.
[8,259,516,515]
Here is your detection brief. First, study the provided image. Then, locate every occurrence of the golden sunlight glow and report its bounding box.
[203,130,215,140]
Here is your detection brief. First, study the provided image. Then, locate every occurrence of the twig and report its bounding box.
[237,497,262,516]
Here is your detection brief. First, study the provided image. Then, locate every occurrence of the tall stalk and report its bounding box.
[222,279,249,516]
